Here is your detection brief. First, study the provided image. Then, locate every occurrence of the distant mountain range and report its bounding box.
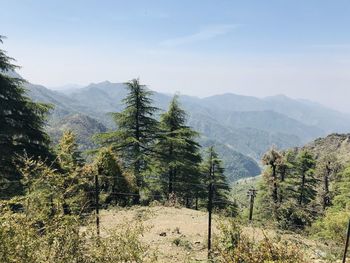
[22,78,350,182]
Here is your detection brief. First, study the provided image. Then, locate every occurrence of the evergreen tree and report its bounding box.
[315,154,341,210]
[294,151,317,207]
[261,148,283,212]
[0,36,53,199]
[55,131,90,215]
[156,95,202,204]
[330,164,350,211]
[202,147,231,210]
[57,130,83,170]
[96,79,159,202]
[277,149,297,203]
[94,147,134,206]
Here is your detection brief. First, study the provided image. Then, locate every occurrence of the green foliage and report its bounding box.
[95,79,159,200]
[202,147,231,210]
[200,138,261,182]
[293,151,318,206]
[311,210,350,246]
[172,237,192,250]
[310,164,350,247]
[0,212,85,263]
[258,149,319,230]
[331,165,350,211]
[214,219,306,263]
[155,95,202,203]
[0,210,156,263]
[26,79,324,182]
[276,200,313,230]
[94,147,135,206]
[0,37,53,198]
[231,176,261,215]
[57,130,84,169]
[18,156,91,218]
[261,148,283,216]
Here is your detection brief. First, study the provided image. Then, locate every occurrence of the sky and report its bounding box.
[1,0,350,112]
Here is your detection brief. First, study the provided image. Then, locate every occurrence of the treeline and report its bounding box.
[0,36,237,262]
[0,37,233,216]
[257,146,350,250]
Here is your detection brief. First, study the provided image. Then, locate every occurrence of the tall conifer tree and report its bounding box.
[0,36,52,199]
[96,79,159,202]
[202,146,231,209]
[294,150,317,206]
[156,95,202,204]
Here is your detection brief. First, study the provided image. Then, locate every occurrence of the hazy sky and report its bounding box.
[1,0,350,112]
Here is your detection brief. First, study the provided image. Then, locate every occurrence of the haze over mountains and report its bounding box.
[23,78,350,182]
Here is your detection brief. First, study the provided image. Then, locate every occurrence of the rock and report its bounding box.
[172,227,181,234]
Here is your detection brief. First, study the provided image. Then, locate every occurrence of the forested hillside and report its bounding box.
[24,79,350,182]
[2,35,350,262]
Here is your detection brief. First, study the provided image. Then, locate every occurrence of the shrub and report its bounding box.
[310,210,350,245]
[213,220,306,263]
[0,209,156,263]
[276,201,313,231]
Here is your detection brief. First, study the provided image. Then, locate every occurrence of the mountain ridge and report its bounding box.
[21,78,350,181]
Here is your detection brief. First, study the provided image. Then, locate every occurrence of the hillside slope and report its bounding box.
[47,113,107,150]
[302,133,350,164]
[24,79,350,181]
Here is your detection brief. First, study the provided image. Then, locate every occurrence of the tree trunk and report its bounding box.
[323,163,331,209]
[272,164,278,203]
[299,172,306,206]
[168,169,173,198]
[186,197,190,208]
[133,88,141,205]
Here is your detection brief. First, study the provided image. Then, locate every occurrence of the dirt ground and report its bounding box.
[99,206,211,262]
[97,206,338,263]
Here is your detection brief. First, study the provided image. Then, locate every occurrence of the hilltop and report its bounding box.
[302,133,350,163]
[96,205,331,262]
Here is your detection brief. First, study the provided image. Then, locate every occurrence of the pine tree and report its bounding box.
[262,148,283,206]
[294,150,317,206]
[156,95,202,204]
[315,154,341,210]
[277,149,297,203]
[0,36,53,199]
[331,165,350,211]
[96,79,159,202]
[202,147,231,210]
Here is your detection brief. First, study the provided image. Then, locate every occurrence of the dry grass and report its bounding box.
[96,206,336,263]
[99,206,211,262]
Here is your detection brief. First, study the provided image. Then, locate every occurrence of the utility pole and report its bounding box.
[207,148,214,260]
[95,167,101,237]
[247,188,257,222]
[343,219,350,263]
[207,182,213,258]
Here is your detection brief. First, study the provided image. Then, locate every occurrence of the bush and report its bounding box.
[0,209,156,263]
[310,210,350,245]
[0,212,85,263]
[276,201,313,231]
[213,220,306,263]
